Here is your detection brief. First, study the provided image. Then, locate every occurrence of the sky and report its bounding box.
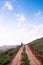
[0,0,43,46]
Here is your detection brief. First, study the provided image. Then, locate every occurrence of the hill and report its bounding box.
[28,37,43,52]
[29,37,43,45]
[0,45,17,51]
[0,45,21,65]
[28,37,43,63]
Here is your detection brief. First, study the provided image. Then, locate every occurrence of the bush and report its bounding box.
[0,45,21,65]
[0,55,10,65]
[21,47,30,65]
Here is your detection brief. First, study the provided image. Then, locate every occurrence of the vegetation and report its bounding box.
[0,45,21,65]
[21,46,30,65]
[28,37,43,63]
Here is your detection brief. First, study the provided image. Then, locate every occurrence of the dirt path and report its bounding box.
[25,45,42,65]
[8,46,23,65]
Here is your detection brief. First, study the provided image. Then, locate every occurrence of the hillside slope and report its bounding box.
[28,37,43,64]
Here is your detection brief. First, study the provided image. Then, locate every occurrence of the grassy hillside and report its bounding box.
[28,37,43,63]
[0,45,21,65]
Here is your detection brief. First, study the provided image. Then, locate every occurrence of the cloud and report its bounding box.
[25,24,43,43]
[17,14,25,21]
[35,11,41,17]
[5,1,13,10]
[16,22,43,43]
[0,20,43,46]
[14,13,26,22]
[34,11,43,22]
[31,25,41,34]
[0,8,43,46]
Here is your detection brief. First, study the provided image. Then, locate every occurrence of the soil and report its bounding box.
[25,45,42,65]
[7,45,42,65]
[8,46,24,65]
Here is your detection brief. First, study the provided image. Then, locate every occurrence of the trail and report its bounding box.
[25,45,42,65]
[8,46,23,65]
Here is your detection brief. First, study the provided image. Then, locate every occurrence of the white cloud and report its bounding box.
[17,14,25,21]
[35,11,41,17]
[34,11,43,22]
[25,24,43,43]
[31,25,41,34]
[5,1,13,10]
[0,22,43,46]
[0,10,43,46]
[14,13,26,22]
[16,23,43,43]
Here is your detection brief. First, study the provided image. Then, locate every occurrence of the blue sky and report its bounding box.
[0,0,43,46]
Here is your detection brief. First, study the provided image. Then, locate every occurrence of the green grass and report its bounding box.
[29,38,43,52]
[21,46,30,65]
[0,45,21,65]
[28,37,43,63]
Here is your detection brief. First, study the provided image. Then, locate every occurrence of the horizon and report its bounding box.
[0,37,43,46]
[0,0,43,46]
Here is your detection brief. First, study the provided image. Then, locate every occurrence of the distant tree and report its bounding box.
[21,42,23,46]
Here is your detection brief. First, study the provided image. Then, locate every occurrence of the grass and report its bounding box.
[28,37,43,63]
[0,45,21,65]
[21,46,30,65]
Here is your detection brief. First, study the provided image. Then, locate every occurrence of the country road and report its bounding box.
[8,45,42,65]
[25,45,42,65]
[8,46,24,65]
